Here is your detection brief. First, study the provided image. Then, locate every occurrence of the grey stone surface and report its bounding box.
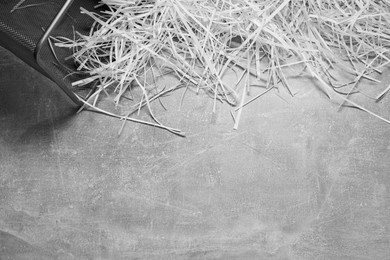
[1,46,390,260]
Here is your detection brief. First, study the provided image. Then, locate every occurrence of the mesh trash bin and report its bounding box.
[0,0,100,105]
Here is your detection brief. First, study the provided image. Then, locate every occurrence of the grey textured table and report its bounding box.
[1,46,390,260]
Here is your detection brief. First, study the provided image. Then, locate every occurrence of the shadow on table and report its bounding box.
[0,47,78,146]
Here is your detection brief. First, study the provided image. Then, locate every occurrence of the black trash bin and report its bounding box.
[0,0,100,105]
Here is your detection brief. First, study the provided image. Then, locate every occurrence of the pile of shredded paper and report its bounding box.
[56,0,390,135]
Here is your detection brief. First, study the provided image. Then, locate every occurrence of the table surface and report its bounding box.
[1,46,390,260]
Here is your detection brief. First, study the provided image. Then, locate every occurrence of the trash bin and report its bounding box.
[0,0,100,105]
